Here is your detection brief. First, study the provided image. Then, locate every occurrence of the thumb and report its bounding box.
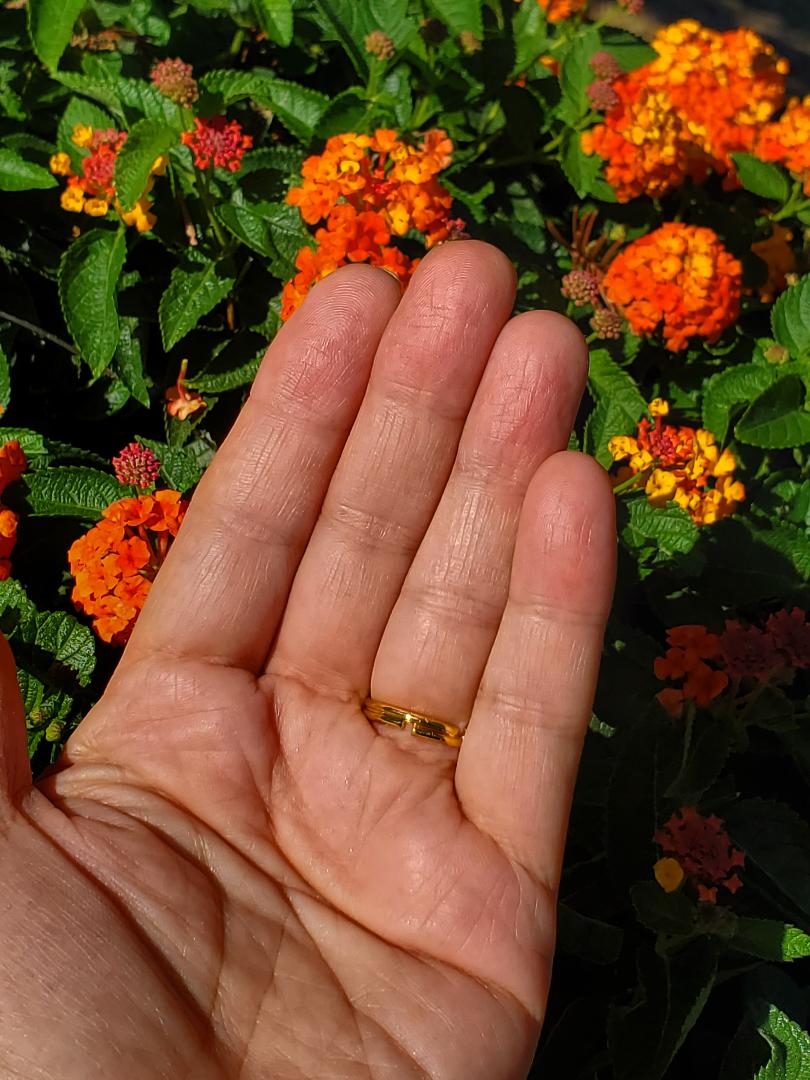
[0,633,30,817]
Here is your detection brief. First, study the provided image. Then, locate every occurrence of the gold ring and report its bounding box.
[362,698,464,748]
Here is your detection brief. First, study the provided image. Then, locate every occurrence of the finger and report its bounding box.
[370,312,587,747]
[269,240,516,694]
[455,452,615,887]
[123,265,402,672]
[0,634,30,815]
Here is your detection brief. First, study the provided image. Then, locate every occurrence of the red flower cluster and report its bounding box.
[281,129,460,320]
[0,440,26,580]
[68,491,186,644]
[150,57,199,107]
[654,806,744,903]
[181,116,252,171]
[112,443,161,489]
[654,609,810,716]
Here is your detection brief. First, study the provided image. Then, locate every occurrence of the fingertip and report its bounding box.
[413,239,517,311]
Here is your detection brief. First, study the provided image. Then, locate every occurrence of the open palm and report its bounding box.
[0,241,615,1079]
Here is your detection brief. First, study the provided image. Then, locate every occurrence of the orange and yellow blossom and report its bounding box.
[68,490,187,644]
[0,440,26,580]
[282,129,458,320]
[582,20,788,201]
[756,95,810,195]
[750,224,796,303]
[537,0,588,22]
[602,223,741,352]
[609,399,744,526]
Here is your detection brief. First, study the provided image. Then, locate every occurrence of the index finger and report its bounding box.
[123,265,402,672]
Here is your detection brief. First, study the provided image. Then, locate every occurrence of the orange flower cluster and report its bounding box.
[537,0,587,21]
[655,609,810,716]
[0,440,26,580]
[602,223,742,351]
[282,129,460,320]
[609,399,745,526]
[582,20,788,201]
[756,96,810,195]
[49,123,165,232]
[68,490,186,644]
[654,807,744,903]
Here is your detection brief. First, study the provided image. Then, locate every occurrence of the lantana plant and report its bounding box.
[1,0,809,1075]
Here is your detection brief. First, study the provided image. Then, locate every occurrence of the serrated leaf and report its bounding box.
[250,200,313,264]
[772,275,810,359]
[0,427,47,458]
[427,0,482,35]
[27,0,85,70]
[22,466,124,518]
[731,152,791,202]
[599,28,658,72]
[249,77,331,142]
[588,349,646,423]
[0,344,10,412]
[609,940,717,1080]
[735,375,810,448]
[732,919,810,963]
[750,520,810,580]
[26,610,96,685]
[113,118,177,210]
[253,0,293,45]
[199,69,269,106]
[725,799,810,920]
[0,148,56,192]
[561,132,601,198]
[511,0,547,75]
[186,355,262,393]
[159,261,235,352]
[703,363,777,443]
[754,1004,810,1080]
[627,499,699,555]
[215,202,276,259]
[113,317,149,408]
[59,228,127,378]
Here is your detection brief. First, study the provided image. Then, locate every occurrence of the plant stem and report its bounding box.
[0,310,78,354]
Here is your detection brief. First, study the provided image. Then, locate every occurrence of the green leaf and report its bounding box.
[426,0,482,35]
[561,132,601,198]
[703,363,777,444]
[665,712,734,802]
[609,940,717,1080]
[0,427,47,459]
[557,903,623,965]
[558,28,600,124]
[725,799,810,921]
[186,356,262,394]
[22,466,125,518]
[586,348,646,464]
[0,148,56,192]
[199,69,271,107]
[750,520,810,580]
[731,153,791,202]
[113,317,149,408]
[631,882,695,937]
[25,610,95,685]
[772,274,810,359]
[599,28,658,72]
[250,77,331,142]
[113,118,177,210]
[253,0,293,45]
[626,500,699,555]
[27,0,85,70]
[59,228,127,378]
[754,1004,810,1080]
[0,344,10,412]
[159,261,235,352]
[511,0,547,76]
[135,437,205,493]
[251,201,313,264]
[732,919,810,963]
[215,202,276,260]
[735,375,810,448]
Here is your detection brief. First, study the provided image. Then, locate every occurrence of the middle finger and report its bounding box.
[268,240,516,694]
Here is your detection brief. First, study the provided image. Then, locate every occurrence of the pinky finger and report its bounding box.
[454,452,616,890]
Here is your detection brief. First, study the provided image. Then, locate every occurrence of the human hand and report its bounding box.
[0,241,615,1079]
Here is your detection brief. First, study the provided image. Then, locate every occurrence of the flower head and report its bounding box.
[719,619,781,680]
[609,400,745,526]
[756,96,810,195]
[655,806,744,903]
[766,608,810,669]
[538,0,588,22]
[561,269,601,306]
[112,443,161,489]
[150,58,199,107]
[0,439,25,581]
[587,79,619,112]
[166,359,206,421]
[602,223,742,351]
[68,490,187,644]
[364,30,395,60]
[589,51,621,82]
[182,116,252,172]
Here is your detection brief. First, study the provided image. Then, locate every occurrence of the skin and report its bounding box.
[0,241,615,1080]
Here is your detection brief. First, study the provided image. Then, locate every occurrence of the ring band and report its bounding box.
[362,698,464,748]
